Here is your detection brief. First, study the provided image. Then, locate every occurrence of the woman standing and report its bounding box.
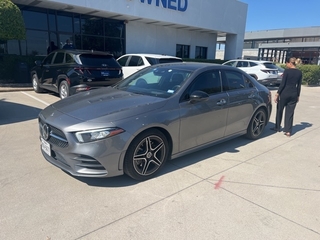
[271,57,302,137]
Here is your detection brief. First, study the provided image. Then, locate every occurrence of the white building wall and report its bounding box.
[126,21,217,58]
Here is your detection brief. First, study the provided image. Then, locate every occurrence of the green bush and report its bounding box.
[298,65,320,85]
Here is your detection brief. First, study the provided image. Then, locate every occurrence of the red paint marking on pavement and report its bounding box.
[214,176,225,189]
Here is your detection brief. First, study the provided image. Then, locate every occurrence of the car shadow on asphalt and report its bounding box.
[0,98,41,125]
[75,122,285,187]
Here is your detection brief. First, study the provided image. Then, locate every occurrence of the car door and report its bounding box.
[121,55,144,78]
[50,52,65,90]
[40,52,56,90]
[179,70,229,151]
[221,70,258,136]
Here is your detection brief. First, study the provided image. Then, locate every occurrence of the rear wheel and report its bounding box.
[246,109,266,140]
[59,80,69,99]
[124,129,169,181]
[32,74,44,93]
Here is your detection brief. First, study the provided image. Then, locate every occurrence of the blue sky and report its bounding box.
[240,0,320,31]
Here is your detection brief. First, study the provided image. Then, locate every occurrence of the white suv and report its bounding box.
[222,59,278,85]
[117,53,182,78]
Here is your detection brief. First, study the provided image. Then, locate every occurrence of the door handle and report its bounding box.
[248,92,255,98]
[217,99,226,106]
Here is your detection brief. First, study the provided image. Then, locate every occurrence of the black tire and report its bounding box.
[124,129,169,181]
[59,80,70,99]
[246,108,267,140]
[32,74,44,93]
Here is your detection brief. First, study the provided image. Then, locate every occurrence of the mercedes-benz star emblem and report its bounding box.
[41,123,50,140]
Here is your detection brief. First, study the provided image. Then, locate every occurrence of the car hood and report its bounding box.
[50,87,167,122]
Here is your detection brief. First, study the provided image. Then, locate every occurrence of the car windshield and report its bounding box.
[114,66,192,98]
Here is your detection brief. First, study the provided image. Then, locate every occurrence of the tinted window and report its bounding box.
[236,61,249,67]
[117,56,129,66]
[249,62,258,67]
[158,58,183,64]
[189,71,222,95]
[224,61,236,66]
[224,71,245,90]
[79,54,119,67]
[244,75,254,88]
[43,53,55,65]
[53,52,65,64]
[66,54,75,63]
[263,63,278,69]
[128,56,143,66]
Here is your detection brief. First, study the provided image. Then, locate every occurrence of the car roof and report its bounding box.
[119,53,182,59]
[225,59,273,64]
[54,49,114,56]
[144,61,238,71]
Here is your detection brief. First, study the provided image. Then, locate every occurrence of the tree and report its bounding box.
[0,0,26,53]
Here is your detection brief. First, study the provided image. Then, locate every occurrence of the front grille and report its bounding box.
[39,118,69,148]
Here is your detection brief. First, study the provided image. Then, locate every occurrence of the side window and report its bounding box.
[65,53,75,63]
[224,71,246,90]
[53,52,64,64]
[189,71,222,95]
[249,62,258,67]
[117,56,129,66]
[244,75,254,88]
[224,61,236,67]
[236,61,248,67]
[128,56,142,66]
[43,52,55,65]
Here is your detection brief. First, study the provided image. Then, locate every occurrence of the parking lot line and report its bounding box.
[20,91,50,106]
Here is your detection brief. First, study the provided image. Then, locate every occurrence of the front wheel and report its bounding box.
[32,74,44,93]
[246,109,266,140]
[59,80,70,99]
[124,129,169,181]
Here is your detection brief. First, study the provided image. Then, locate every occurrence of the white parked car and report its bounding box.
[117,53,182,78]
[222,59,278,86]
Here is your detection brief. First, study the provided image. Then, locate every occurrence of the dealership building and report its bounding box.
[217,26,320,64]
[9,0,248,59]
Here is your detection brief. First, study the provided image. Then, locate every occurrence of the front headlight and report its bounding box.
[74,128,124,143]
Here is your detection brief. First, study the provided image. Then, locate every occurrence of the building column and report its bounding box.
[224,33,243,60]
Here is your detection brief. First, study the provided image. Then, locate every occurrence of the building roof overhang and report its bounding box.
[12,0,227,37]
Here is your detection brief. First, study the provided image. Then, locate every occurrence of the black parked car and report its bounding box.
[30,49,123,99]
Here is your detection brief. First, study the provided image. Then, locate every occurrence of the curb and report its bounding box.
[0,84,33,92]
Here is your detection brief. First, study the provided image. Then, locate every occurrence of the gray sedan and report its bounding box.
[38,62,272,181]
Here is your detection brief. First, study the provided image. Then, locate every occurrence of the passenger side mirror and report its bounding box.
[189,90,209,103]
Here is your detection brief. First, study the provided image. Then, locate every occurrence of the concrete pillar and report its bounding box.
[224,34,243,60]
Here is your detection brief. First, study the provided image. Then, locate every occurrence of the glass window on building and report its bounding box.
[81,16,104,36]
[82,35,104,51]
[105,20,125,38]
[195,46,207,59]
[57,12,73,32]
[23,8,48,31]
[105,38,125,58]
[176,44,190,58]
[26,30,49,55]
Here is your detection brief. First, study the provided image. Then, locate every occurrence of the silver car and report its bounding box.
[38,62,272,181]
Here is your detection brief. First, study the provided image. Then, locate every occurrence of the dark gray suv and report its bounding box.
[30,49,123,99]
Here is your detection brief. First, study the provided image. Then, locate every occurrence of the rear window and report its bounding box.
[263,63,278,69]
[146,57,182,65]
[79,54,120,67]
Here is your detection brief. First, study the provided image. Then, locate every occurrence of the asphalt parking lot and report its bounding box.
[0,86,320,240]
